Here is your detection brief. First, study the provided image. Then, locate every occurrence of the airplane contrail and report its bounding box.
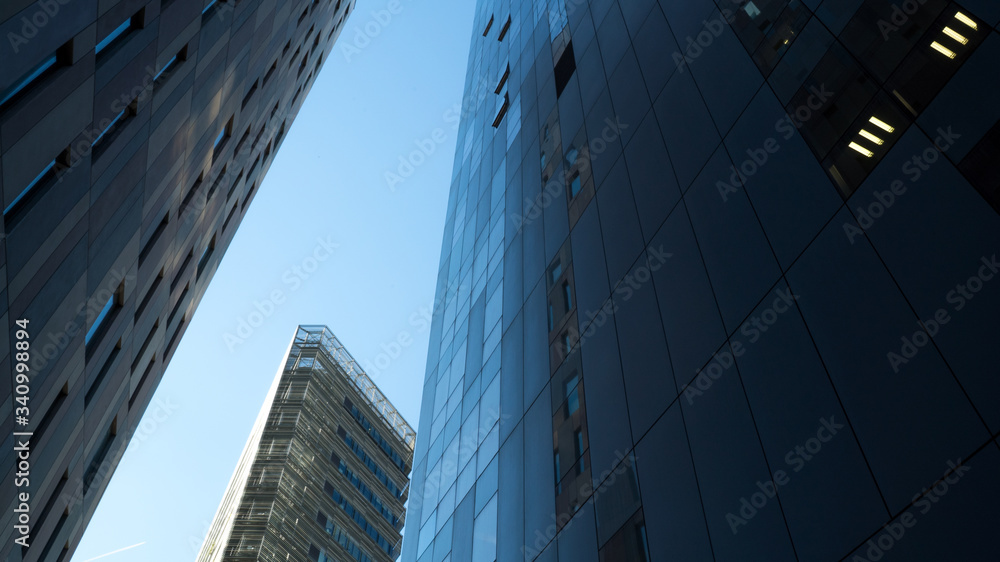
[81,541,147,562]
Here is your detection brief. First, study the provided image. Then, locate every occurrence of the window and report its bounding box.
[960,119,1000,213]
[129,355,157,408]
[554,451,562,494]
[83,417,117,492]
[0,54,57,107]
[153,45,187,88]
[202,0,218,15]
[637,523,650,561]
[33,383,68,445]
[564,373,579,415]
[562,280,572,311]
[565,146,579,167]
[166,283,189,327]
[313,516,374,562]
[96,16,134,55]
[275,121,287,145]
[263,59,278,85]
[241,79,258,109]
[207,165,226,201]
[492,92,509,128]
[550,262,562,284]
[568,172,582,199]
[343,399,408,474]
[322,481,396,556]
[92,97,138,150]
[222,202,238,231]
[574,429,585,474]
[242,180,257,210]
[482,14,494,36]
[498,15,511,41]
[170,249,193,292]
[247,154,261,177]
[131,319,159,372]
[298,53,308,76]
[228,169,244,200]
[179,173,203,218]
[134,269,163,322]
[235,125,251,154]
[554,40,576,97]
[495,63,510,94]
[213,116,233,161]
[729,0,810,76]
[336,429,403,498]
[334,457,402,528]
[165,316,185,355]
[138,213,169,267]
[4,158,57,216]
[197,234,216,278]
[85,339,121,405]
[85,280,124,346]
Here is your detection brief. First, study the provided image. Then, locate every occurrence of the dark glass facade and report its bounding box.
[0,2,353,560]
[403,0,1000,560]
[197,326,415,562]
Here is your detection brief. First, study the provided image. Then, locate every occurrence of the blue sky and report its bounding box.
[72,1,475,560]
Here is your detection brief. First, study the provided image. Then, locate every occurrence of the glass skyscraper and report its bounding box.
[403,0,1000,560]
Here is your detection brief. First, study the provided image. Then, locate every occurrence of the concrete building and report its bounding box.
[402,0,1000,560]
[197,325,414,562]
[0,1,354,560]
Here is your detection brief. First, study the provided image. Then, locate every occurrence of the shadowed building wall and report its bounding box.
[0,1,355,560]
[402,0,1000,560]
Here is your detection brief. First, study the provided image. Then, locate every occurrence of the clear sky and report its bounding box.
[72,1,475,559]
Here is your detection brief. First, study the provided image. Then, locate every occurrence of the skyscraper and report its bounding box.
[403,0,1000,561]
[0,1,354,560]
[198,325,415,562]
